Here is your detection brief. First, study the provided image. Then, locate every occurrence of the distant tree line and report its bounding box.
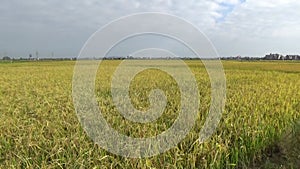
[1,56,77,61]
[221,54,300,61]
[2,53,300,61]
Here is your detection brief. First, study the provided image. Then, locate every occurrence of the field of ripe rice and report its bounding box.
[0,60,299,168]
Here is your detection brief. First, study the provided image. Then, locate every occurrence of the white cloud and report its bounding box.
[214,0,241,5]
[0,0,299,57]
[208,0,300,56]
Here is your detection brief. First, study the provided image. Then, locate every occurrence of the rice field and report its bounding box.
[0,60,299,168]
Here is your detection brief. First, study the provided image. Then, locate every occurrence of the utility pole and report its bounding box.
[36,51,39,60]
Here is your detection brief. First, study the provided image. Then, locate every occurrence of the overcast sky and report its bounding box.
[1,0,300,58]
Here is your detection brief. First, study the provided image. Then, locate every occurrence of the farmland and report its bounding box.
[0,60,299,168]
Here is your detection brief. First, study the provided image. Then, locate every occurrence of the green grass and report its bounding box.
[0,60,299,168]
[252,121,300,169]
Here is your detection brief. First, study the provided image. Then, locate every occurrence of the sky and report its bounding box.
[1,0,300,58]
